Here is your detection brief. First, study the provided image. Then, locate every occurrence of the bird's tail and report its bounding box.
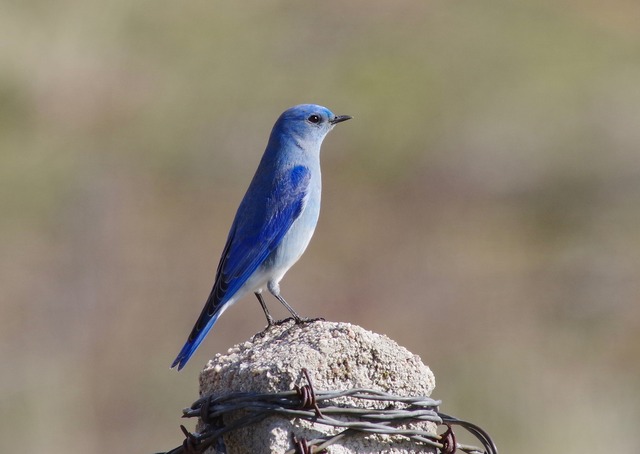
[171,304,225,371]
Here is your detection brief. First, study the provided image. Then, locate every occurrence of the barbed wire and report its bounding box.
[158,368,497,454]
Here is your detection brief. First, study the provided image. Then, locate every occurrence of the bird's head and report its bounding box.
[274,104,352,147]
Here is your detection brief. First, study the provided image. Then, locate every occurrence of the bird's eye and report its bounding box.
[307,114,321,124]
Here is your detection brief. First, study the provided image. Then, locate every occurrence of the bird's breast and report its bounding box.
[264,171,321,276]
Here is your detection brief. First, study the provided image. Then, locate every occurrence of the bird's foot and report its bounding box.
[253,318,278,339]
[254,326,274,340]
[269,316,325,327]
[294,316,325,325]
[273,317,298,326]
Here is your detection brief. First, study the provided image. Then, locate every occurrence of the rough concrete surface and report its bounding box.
[199,320,436,453]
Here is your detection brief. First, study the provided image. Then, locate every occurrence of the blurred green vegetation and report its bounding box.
[2,1,640,452]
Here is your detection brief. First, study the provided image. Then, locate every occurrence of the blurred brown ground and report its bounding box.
[2,1,640,452]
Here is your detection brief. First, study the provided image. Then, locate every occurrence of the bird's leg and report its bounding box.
[267,282,324,325]
[273,293,326,325]
[273,293,303,323]
[254,292,275,326]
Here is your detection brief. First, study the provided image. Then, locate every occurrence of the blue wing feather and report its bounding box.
[224,165,309,280]
[171,165,310,369]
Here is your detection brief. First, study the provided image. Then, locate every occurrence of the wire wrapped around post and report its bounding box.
[158,368,497,454]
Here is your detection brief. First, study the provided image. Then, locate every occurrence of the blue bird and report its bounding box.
[171,104,351,370]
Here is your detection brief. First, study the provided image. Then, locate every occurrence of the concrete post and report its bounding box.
[198,320,437,453]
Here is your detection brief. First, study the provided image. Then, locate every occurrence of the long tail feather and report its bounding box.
[171,309,223,370]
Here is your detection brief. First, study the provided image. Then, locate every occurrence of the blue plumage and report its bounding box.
[171,104,351,370]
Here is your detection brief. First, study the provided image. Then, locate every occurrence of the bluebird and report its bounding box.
[171,104,351,370]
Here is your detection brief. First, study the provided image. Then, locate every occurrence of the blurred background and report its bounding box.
[2,0,639,452]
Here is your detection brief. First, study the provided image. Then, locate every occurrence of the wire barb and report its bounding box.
[292,435,318,454]
[295,368,323,418]
[158,369,498,454]
[440,424,457,454]
[178,425,199,454]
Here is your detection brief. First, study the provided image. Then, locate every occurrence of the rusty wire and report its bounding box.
[157,368,497,454]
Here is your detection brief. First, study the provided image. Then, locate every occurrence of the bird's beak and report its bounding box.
[330,115,352,125]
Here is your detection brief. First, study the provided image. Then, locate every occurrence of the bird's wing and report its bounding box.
[212,164,311,309]
[171,165,310,369]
